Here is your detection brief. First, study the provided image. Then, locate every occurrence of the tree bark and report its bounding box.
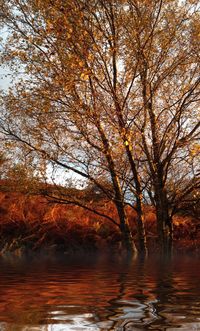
[155,183,173,256]
[108,4,146,255]
[117,203,137,256]
[96,120,137,256]
[140,65,173,255]
[125,144,147,255]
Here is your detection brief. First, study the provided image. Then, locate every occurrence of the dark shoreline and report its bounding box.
[0,238,199,261]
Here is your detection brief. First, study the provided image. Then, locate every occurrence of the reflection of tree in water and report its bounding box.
[106,256,134,330]
[98,256,157,331]
[98,255,200,331]
[97,256,177,331]
[145,256,175,331]
[148,257,200,331]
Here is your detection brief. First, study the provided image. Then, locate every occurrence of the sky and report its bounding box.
[0,67,11,90]
[0,62,86,187]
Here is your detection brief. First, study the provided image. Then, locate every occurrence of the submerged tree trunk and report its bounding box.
[125,144,147,255]
[140,71,173,255]
[96,120,137,256]
[136,200,148,255]
[155,187,173,256]
[116,201,137,256]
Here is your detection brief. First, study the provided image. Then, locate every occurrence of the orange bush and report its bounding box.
[0,183,199,254]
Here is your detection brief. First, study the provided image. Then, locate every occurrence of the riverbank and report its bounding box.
[0,189,199,257]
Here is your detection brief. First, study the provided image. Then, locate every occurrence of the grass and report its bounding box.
[0,187,199,256]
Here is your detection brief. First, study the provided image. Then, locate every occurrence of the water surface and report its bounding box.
[0,254,199,330]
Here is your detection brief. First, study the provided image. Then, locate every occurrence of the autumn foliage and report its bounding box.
[0,0,199,255]
[0,181,199,256]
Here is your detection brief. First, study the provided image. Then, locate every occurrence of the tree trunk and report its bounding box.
[140,75,173,255]
[125,144,148,255]
[116,202,137,256]
[96,120,137,256]
[136,201,148,255]
[108,7,147,255]
[155,185,173,256]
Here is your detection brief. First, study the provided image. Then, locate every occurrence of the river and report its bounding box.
[0,253,199,330]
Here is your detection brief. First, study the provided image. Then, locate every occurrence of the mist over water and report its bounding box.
[0,253,199,331]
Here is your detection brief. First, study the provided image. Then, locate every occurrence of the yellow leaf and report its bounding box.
[78,61,84,67]
[80,72,89,80]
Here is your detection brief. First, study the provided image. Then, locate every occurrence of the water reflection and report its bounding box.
[0,254,199,330]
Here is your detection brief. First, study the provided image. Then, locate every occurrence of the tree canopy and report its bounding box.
[0,0,199,255]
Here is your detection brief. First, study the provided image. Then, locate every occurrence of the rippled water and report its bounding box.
[0,253,199,330]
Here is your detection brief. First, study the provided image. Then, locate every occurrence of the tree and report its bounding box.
[0,0,199,255]
[0,0,146,255]
[124,0,200,254]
